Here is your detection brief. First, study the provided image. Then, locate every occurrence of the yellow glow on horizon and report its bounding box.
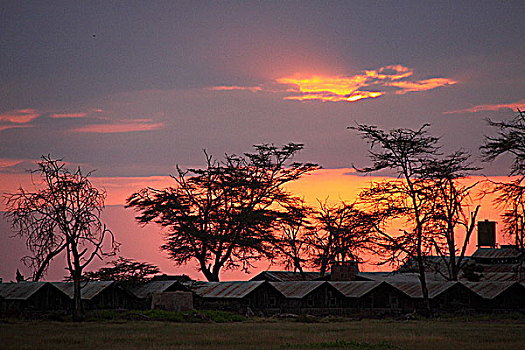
[1,170,518,274]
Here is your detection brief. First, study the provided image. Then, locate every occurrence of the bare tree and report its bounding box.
[271,201,312,276]
[127,144,318,282]
[4,156,119,320]
[481,109,525,249]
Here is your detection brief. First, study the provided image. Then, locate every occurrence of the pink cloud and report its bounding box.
[210,85,262,92]
[50,112,87,118]
[388,78,457,94]
[444,99,525,114]
[72,119,164,133]
[0,109,39,123]
[0,158,25,168]
[0,124,33,131]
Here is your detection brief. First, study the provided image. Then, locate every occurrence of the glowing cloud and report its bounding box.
[365,65,414,81]
[277,74,382,103]
[388,78,457,94]
[71,119,164,133]
[211,64,456,103]
[50,112,87,118]
[0,109,39,123]
[444,99,525,114]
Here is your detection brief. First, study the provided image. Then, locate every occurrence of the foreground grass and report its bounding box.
[1,318,524,349]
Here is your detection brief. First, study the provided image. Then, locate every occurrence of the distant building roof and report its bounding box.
[480,272,524,282]
[0,282,50,300]
[188,281,265,299]
[387,281,459,299]
[51,281,114,300]
[329,281,383,298]
[359,271,447,283]
[269,281,325,298]
[462,281,520,299]
[127,280,189,299]
[472,247,523,260]
[250,271,323,282]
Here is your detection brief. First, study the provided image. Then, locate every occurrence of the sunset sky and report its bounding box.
[1,2,524,281]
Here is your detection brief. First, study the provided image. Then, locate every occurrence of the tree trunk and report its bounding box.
[319,261,327,277]
[416,251,431,316]
[72,271,83,321]
[200,259,220,281]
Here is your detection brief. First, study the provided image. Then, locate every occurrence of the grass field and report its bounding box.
[2,316,525,350]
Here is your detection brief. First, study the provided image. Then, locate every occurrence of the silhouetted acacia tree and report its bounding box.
[352,124,483,312]
[351,124,443,314]
[307,200,377,277]
[416,152,480,281]
[481,109,525,249]
[71,257,160,283]
[127,144,318,282]
[4,156,119,321]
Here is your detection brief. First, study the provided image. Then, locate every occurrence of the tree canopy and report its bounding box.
[127,143,318,281]
[81,257,160,283]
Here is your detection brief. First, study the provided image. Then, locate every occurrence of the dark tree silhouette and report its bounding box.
[352,124,483,313]
[80,257,160,283]
[271,201,312,276]
[307,200,377,277]
[415,152,481,281]
[127,144,318,282]
[4,156,119,320]
[481,109,525,248]
[351,123,446,314]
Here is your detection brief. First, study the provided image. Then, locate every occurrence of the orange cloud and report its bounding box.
[71,119,164,133]
[0,109,39,123]
[277,74,383,103]
[444,99,525,114]
[388,78,457,94]
[50,112,87,118]
[211,86,262,92]
[365,65,414,80]
[267,65,454,103]
[283,90,382,102]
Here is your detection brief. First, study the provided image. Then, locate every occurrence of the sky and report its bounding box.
[1,1,524,281]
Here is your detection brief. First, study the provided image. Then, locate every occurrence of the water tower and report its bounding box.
[477,220,496,248]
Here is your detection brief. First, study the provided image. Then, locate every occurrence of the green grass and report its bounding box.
[1,318,525,349]
[82,309,246,323]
